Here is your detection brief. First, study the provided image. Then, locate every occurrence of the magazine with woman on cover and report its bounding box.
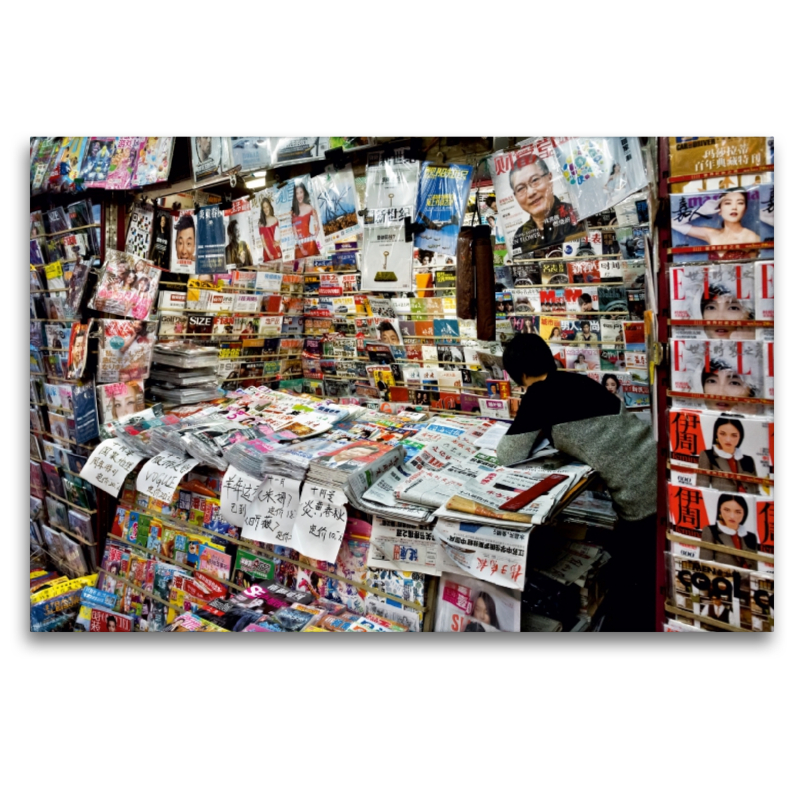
[669,263,757,339]
[668,409,772,493]
[90,250,160,320]
[670,188,762,262]
[668,484,772,573]
[97,320,157,383]
[274,176,322,262]
[670,339,764,415]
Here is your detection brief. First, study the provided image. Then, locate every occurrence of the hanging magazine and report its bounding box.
[223,198,256,268]
[190,137,233,182]
[196,205,227,274]
[229,137,272,172]
[413,162,474,256]
[96,381,146,424]
[90,250,161,320]
[551,137,647,221]
[670,339,765,416]
[171,210,196,273]
[268,137,330,166]
[81,138,117,189]
[131,137,174,187]
[489,138,585,257]
[125,203,154,260]
[274,176,323,262]
[105,137,144,191]
[148,209,172,270]
[311,165,362,246]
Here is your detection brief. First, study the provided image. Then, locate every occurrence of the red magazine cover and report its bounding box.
[90,608,132,632]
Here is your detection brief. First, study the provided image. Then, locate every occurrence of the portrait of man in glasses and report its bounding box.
[509,154,582,254]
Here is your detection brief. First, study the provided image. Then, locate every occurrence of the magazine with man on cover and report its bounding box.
[489,138,586,258]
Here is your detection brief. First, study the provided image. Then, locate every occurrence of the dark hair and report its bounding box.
[713,416,745,446]
[508,154,549,191]
[700,283,754,320]
[106,615,117,628]
[702,358,754,397]
[463,621,486,632]
[581,321,591,330]
[175,214,195,234]
[502,334,555,386]
[377,321,396,334]
[227,218,239,238]
[601,373,619,390]
[580,292,593,305]
[259,197,274,226]
[716,493,748,525]
[474,591,499,628]
[292,182,310,216]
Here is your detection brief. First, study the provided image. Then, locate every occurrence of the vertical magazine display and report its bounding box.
[661,136,774,632]
[30,196,105,584]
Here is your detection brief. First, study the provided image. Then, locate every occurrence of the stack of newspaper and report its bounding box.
[433,459,593,531]
[558,490,617,529]
[150,341,221,404]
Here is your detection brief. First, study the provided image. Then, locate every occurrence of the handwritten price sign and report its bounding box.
[292,483,348,562]
[241,476,302,546]
[79,439,147,496]
[135,451,199,503]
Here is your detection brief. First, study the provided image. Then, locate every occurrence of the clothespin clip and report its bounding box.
[273,168,288,189]
[324,146,348,171]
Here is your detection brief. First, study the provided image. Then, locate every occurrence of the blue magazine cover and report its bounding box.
[670,187,764,263]
[195,205,226,274]
[72,382,100,444]
[414,162,474,256]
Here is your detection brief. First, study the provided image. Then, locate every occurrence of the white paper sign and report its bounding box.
[136,450,199,503]
[79,439,147,497]
[220,465,267,528]
[241,476,302,546]
[291,483,348,562]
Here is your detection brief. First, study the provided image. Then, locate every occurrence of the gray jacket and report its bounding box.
[496,410,657,521]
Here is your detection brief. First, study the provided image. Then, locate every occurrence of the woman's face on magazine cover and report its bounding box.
[718,193,747,224]
[113,387,140,419]
[473,596,492,625]
[719,500,745,530]
[703,369,749,398]
[716,423,741,454]
[703,295,749,324]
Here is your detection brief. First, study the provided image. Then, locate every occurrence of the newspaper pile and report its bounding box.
[558,490,617,529]
[150,341,221,404]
